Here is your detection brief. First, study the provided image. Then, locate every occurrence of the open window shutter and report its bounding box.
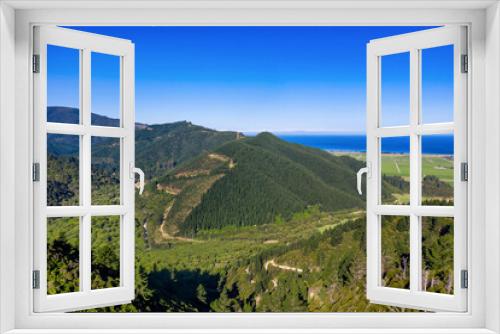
[33,26,136,312]
[364,26,468,312]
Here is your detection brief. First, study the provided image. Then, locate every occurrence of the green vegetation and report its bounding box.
[381,216,410,289]
[179,133,364,235]
[47,217,79,294]
[368,154,453,185]
[47,155,79,206]
[47,107,241,182]
[336,152,453,185]
[337,152,454,204]
[135,121,241,180]
[47,205,453,312]
[91,216,121,289]
[382,154,410,180]
[422,216,454,294]
[46,108,456,312]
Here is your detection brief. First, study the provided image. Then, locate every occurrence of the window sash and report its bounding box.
[366,26,468,312]
[32,26,136,313]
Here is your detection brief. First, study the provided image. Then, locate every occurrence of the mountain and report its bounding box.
[48,106,121,127]
[47,106,365,238]
[47,107,123,157]
[46,109,456,312]
[46,107,241,179]
[156,132,365,236]
[135,121,241,180]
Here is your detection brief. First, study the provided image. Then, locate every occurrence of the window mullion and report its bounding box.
[80,48,92,293]
[409,48,422,292]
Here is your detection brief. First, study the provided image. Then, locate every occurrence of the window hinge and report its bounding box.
[32,162,40,182]
[461,269,468,289]
[32,270,40,289]
[32,54,40,73]
[461,162,468,182]
[461,54,468,73]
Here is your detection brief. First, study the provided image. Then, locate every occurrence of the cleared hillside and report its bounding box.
[155,132,365,236]
[46,107,241,180]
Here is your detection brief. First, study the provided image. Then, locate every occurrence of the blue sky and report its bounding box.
[48,26,453,133]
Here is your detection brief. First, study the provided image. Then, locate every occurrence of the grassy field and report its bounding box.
[334,152,454,184]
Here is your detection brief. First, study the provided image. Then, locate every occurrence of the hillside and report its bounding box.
[47,107,366,239]
[135,121,241,179]
[48,206,453,312]
[156,132,365,236]
[48,106,121,127]
[45,108,455,313]
[47,107,241,179]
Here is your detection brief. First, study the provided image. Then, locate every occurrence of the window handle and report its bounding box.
[357,164,370,195]
[134,167,145,195]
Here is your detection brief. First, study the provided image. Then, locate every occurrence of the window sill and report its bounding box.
[3,329,497,334]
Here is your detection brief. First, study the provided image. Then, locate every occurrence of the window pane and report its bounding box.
[91,216,120,289]
[421,45,454,124]
[47,217,79,294]
[381,215,410,289]
[380,52,410,127]
[421,134,454,206]
[422,216,454,294]
[47,134,80,206]
[47,45,80,124]
[381,137,410,205]
[91,52,121,127]
[91,137,121,205]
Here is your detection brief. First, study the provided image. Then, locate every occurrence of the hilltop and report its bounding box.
[47,106,242,180]
[156,132,364,237]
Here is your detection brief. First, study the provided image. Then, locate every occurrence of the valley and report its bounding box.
[45,107,455,312]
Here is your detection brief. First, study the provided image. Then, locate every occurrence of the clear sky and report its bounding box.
[48,26,453,133]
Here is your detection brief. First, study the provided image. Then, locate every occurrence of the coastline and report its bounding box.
[275,133,454,156]
[328,150,453,157]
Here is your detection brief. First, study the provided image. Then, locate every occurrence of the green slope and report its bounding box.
[47,107,241,180]
[159,133,365,235]
[135,121,241,179]
[246,132,364,196]
[45,111,457,312]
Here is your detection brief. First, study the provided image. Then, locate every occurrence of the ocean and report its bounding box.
[271,134,454,155]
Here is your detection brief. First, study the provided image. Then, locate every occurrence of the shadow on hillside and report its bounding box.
[144,268,221,312]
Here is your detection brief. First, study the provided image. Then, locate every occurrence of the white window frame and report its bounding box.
[0,1,499,333]
[32,26,136,312]
[365,26,468,312]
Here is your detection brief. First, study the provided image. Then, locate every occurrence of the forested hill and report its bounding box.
[157,132,365,236]
[48,106,365,237]
[135,121,241,179]
[47,106,241,179]
[48,106,121,127]
[46,107,455,312]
